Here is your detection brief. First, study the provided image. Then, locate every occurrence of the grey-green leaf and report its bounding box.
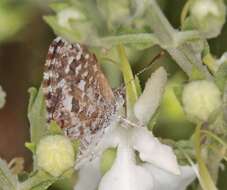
[43,16,83,43]
[19,170,56,190]
[98,33,158,49]
[27,87,47,145]
[0,158,18,190]
[215,61,227,92]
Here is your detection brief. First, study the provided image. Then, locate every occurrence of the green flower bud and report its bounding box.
[182,80,221,122]
[97,0,130,28]
[189,0,226,38]
[36,135,75,177]
[56,8,97,42]
[57,8,86,29]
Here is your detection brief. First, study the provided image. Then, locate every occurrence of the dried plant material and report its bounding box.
[0,85,6,109]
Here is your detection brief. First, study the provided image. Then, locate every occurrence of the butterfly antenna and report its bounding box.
[115,50,165,94]
[134,50,165,78]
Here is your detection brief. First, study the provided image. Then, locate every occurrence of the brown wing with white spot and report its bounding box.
[42,37,116,147]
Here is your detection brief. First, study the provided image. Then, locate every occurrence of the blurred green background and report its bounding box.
[0,0,226,189]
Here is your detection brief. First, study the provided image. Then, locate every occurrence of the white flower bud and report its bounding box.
[182,80,221,122]
[36,135,75,177]
[189,0,226,38]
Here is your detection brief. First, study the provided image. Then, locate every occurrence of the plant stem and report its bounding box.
[99,33,158,47]
[117,45,138,120]
[147,0,212,80]
[194,124,218,190]
[19,171,56,190]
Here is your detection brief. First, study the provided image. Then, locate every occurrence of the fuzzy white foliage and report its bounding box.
[134,67,167,124]
[74,125,195,190]
[74,158,101,190]
[143,164,197,190]
[99,143,154,190]
[74,67,196,190]
[98,126,180,190]
[131,127,180,175]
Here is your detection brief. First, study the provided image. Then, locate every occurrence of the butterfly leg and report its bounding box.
[117,116,145,128]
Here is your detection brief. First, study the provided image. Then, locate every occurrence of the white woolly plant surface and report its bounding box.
[74,67,197,190]
[134,67,167,124]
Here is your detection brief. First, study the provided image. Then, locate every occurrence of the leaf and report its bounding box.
[48,121,64,135]
[49,2,69,12]
[214,61,227,92]
[43,16,83,43]
[27,87,38,113]
[99,33,158,49]
[27,87,47,145]
[25,142,36,154]
[147,1,212,80]
[0,158,18,190]
[19,170,57,190]
[223,82,227,124]
[180,0,192,26]
[189,65,205,80]
[100,148,117,175]
[117,44,138,119]
[203,54,218,74]
[50,175,77,190]
[134,76,142,96]
[172,84,184,106]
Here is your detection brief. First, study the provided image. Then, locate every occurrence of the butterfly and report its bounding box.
[42,37,123,165]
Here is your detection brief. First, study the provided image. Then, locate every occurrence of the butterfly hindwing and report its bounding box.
[42,37,116,153]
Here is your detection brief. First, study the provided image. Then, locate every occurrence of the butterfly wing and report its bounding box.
[42,37,116,151]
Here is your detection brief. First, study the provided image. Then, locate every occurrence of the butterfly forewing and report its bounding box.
[42,37,117,154]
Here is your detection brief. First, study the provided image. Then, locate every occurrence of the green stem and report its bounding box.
[176,31,201,46]
[194,124,218,190]
[201,130,227,148]
[19,171,56,190]
[203,53,218,74]
[180,0,193,26]
[147,0,212,80]
[147,1,175,46]
[223,83,227,123]
[208,145,227,162]
[117,44,138,120]
[201,129,226,184]
[98,33,158,47]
